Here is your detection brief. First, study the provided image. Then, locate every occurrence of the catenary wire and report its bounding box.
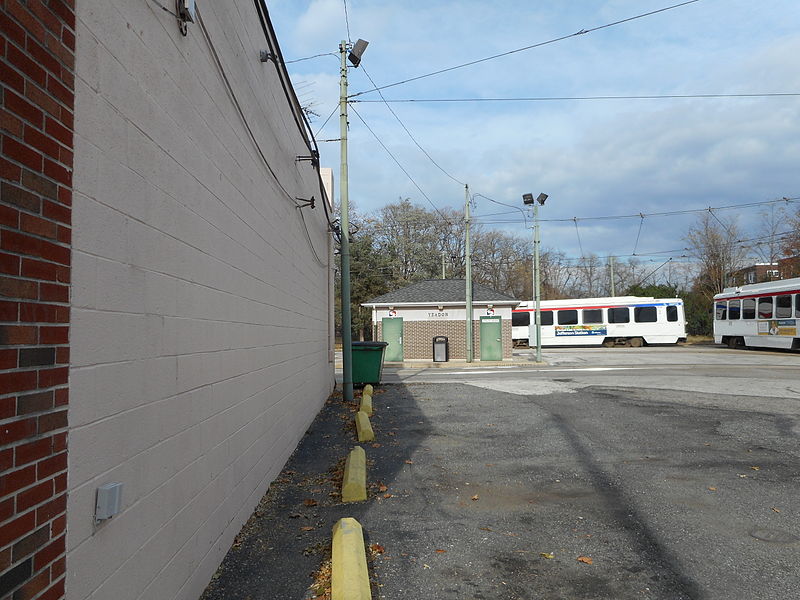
[350,0,703,98]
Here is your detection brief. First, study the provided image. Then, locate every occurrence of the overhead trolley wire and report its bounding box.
[472,196,798,224]
[350,0,703,98]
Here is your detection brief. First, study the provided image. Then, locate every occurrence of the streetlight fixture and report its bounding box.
[339,38,368,402]
[523,192,548,363]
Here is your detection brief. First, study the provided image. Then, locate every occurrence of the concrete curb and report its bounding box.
[355,410,374,442]
[331,517,371,600]
[359,393,373,416]
[341,446,367,502]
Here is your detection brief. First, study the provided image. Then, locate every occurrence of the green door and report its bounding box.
[480,316,503,361]
[381,317,404,361]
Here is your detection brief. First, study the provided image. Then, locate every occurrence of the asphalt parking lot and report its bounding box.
[201,347,800,599]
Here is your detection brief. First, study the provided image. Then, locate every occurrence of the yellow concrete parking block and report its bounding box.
[359,393,373,416]
[342,446,367,502]
[332,517,371,600]
[355,410,374,442]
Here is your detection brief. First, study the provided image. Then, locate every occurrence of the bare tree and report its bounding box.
[684,211,747,299]
[751,203,788,264]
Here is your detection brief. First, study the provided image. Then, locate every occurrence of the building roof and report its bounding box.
[362,279,519,306]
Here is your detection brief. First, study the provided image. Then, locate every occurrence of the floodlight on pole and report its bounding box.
[348,39,369,67]
[339,38,368,403]
[524,192,548,363]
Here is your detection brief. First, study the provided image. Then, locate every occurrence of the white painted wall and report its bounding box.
[370,305,515,322]
[68,3,333,599]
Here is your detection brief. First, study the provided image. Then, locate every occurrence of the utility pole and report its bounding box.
[609,255,616,296]
[339,41,353,402]
[465,184,473,363]
[441,251,446,279]
[337,39,368,402]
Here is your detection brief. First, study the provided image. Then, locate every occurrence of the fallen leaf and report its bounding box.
[479,527,492,532]
[772,507,781,513]
[370,543,385,554]
[577,556,593,565]
[423,564,431,569]
[303,499,318,507]
[301,526,315,531]
[750,466,760,471]
[738,474,748,478]
[540,552,555,559]
[704,443,712,446]
[378,483,388,492]
[372,443,381,448]
[383,493,393,498]
[708,486,717,492]
[435,549,447,553]
[485,463,495,467]
[471,494,479,501]
[405,460,414,464]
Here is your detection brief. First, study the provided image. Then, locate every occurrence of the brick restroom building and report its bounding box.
[362,279,519,362]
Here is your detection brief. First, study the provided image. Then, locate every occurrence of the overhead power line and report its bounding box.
[350,0,703,98]
[352,92,800,103]
[342,0,352,42]
[359,64,466,186]
[348,105,454,225]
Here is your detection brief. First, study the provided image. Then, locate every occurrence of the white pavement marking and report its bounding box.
[432,367,649,375]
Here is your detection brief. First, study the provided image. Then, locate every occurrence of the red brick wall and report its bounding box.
[0,0,74,598]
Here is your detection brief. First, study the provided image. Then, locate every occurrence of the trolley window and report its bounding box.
[742,298,756,319]
[634,306,657,323]
[715,302,727,320]
[608,307,630,323]
[796,295,800,318]
[540,311,554,326]
[558,309,578,325]
[582,309,603,324]
[666,305,679,322]
[512,311,530,327]
[776,295,792,318]
[758,297,773,319]
[728,299,741,320]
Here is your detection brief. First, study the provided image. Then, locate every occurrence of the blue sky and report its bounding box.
[267,0,800,264]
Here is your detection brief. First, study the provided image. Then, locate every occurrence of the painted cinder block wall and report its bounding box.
[66,2,333,600]
[0,0,75,598]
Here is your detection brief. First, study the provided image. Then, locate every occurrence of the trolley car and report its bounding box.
[512,296,686,347]
[713,277,800,350]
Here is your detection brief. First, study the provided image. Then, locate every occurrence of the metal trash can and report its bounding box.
[432,336,449,362]
[351,341,389,385]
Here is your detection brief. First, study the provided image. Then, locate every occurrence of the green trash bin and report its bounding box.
[351,341,389,386]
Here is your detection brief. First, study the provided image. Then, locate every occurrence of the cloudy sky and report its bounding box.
[267,0,799,264]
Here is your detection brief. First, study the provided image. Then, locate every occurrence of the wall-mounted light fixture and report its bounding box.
[176,0,196,36]
[259,50,276,63]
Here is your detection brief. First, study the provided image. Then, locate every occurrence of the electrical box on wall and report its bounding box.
[95,482,123,524]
